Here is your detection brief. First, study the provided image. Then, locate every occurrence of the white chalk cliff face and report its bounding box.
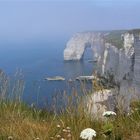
[101,43,119,77]
[117,33,134,81]
[86,89,117,118]
[94,32,134,82]
[64,32,104,60]
[64,31,138,83]
[64,31,140,116]
[123,33,134,56]
[133,34,140,95]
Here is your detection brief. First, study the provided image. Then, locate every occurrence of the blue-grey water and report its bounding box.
[0,39,95,108]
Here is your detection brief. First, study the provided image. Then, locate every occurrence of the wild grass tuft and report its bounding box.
[0,70,140,139]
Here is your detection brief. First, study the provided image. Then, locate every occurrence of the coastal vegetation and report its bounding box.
[0,71,140,140]
[104,30,126,49]
[104,29,140,49]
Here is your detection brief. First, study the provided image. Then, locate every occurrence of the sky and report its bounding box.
[0,0,140,42]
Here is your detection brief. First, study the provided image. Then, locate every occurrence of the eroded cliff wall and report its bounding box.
[133,34,140,95]
[64,31,139,84]
[64,32,104,60]
[64,31,140,115]
[101,32,134,82]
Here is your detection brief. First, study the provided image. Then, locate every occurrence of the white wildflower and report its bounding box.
[8,136,13,140]
[56,135,61,138]
[80,128,96,140]
[57,124,61,128]
[67,129,71,133]
[66,126,71,130]
[62,129,67,132]
[103,111,116,117]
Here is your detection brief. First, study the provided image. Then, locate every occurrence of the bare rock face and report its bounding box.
[101,43,119,77]
[117,33,134,81]
[64,32,104,60]
[86,89,117,118]
[99,32,134,82]
[64,31,139,87]
[65,30,140,117]
[64,31,135,82]
[123,32,134,57]
[133,33,140,96]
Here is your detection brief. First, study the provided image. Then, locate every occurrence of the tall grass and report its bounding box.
[0,70,140,140]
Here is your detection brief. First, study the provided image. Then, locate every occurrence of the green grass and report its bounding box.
[0,70,140,140]
[0,99,140,140]
[104,29,140,49]
[128,29,140,34]
[104,30,126,49]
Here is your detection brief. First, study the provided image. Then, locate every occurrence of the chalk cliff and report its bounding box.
[64,32,104,60]
[64,31,136,83]
[101,32,134,82]
[100,43,119,78]
[86,89,117,118]
[64,30,140,115]
[133,33,140,95]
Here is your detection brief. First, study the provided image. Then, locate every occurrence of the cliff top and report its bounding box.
[104,30,126,49]
[128,29,140,34]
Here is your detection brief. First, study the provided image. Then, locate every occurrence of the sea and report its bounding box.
[0,38,96,109]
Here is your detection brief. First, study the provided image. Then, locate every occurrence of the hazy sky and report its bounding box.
[0,0,140,41]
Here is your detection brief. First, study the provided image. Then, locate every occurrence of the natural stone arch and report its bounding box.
[64,32,104,61]
[82,42,95,60]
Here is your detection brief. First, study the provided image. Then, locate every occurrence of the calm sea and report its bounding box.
[0,39,95,108]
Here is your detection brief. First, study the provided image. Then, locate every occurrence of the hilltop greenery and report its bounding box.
[104,30,126,49]
[104,29,140,49]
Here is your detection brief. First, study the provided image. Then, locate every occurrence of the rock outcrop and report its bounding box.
[100,43,119,77]
[64,31,140,84]
[100,32,135,82]
[64,30,140,116]
[86,89,117,118]
[64,31,135,82]
[133,33,140,96]
[64,32,104,60]
[117,33,134,81]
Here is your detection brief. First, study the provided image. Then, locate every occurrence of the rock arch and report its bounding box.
[64,32,104,61]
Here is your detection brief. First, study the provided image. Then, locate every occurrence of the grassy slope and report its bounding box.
[104,29,140,49]
[104,30,126,49]
[0,99,140,140]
